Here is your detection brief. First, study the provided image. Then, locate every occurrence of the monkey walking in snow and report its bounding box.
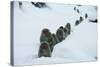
[65,23,71,35]
[85,13,88,19]
[38,41,51,57]
[31,2,47,8]
[50,33,60,52]
[80,16,83,22]
[56,26,66,42]
[19,1,22,9]
[64,27,68,38]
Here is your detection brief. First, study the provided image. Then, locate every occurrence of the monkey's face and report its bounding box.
[42,29,50,36]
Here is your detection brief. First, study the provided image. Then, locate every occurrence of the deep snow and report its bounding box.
[12,1,97,65]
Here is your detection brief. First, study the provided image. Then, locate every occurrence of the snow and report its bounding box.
[13,1,97,66]
[52,21,97,61]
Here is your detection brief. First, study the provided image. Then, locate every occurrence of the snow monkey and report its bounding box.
[50,33,60,52]
[65,23,71,35]
[38,41,51,57]
[56,26,66,42]
[80,16,83,22]
[76,9,80,13]
[36,2,47,8]
[19,1,22,8]
[64,27,68,38]
[74,7,76,11]
[31,2,47,8]
[85,13,88,19]
[52,33,59,45]
[40,28,53,52]
[75,20,80,26]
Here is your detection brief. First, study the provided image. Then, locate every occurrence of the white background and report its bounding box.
[0,0,99,67]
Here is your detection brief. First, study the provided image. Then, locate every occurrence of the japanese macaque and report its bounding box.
[52,33,59,45]
[80,16,83,22]
[40,28,53,44]
[31,2,47,8]
[76,9,80,13]
[85,13,88,19]
[64,28,68,38]
[65,23,71,35]
[38,41,51,57]
[75,20,80,26]
[74,7,76,11]
[19,1,22,8]
[50,33,60,52]
[56,26,66,42]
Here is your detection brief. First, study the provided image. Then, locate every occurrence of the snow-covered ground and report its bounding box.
[13,1,97,66]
